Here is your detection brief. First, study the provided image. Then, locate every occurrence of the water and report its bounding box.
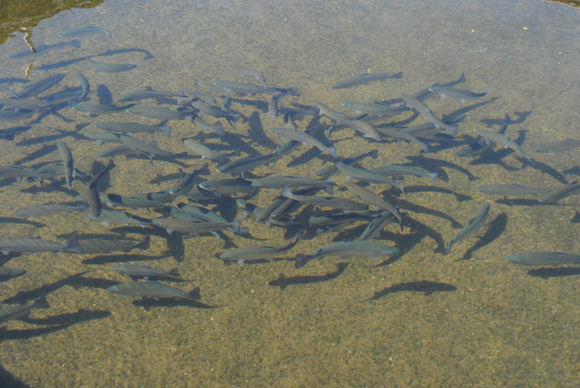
[0,0,579,386]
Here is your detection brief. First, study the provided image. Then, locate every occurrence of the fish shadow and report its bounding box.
[369,280,457,300]
[0,217,45,228]
[404,185,472,202]
[0,362,30,388]
[390,197,463,229]
[0,309,110,342]
[457,212,508,261]
[527,267,580,279]
[82,253,169,265]
[247,111,279,150]
[406,155,478,181]
[268,262,349,290]
[132,295,216,310]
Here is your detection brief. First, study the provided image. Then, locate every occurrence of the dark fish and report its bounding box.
[0,125,31,140]
[252,176,335,192]
[199,178,256,196]
[0,296,48,326]
[107,281,199,300]
[445,201,490,255]
[506,252,580,267]
[169,163,208,195]
[56,141,74,189]
[331,72,403,89]
[86,159,116,217]
[72,235,150,254]
[152,218,241,234]
[0,234,81,255]
[112,264,180,278]
[61,26,111,38]
[84,52,136,73]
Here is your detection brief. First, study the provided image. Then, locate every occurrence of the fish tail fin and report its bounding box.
[66,232,82,254]
[70,39,81,48]
[139,235,151,250]
[447,125,458,136]
[458,72,466,83]
[230,220,242,232]
[484,84,492,94]
[295,254,310,269]
[328,146,338,158]
[420,142,429,153]
[186,287,201,300]
[429,172,438,183]
[162,126,172,138]
[281,186,293,198]
[168,268,180,277]
[392,72,403,79]
[444,241,452,255]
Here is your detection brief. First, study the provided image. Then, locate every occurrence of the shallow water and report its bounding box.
[0,0,579,386]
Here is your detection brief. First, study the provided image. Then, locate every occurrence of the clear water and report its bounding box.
[0,0,579,386]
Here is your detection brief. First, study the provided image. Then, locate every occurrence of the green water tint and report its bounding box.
[0,0,579,386]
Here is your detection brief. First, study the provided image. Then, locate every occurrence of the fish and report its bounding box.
[330,120,382,141]
[219,236,300,266]
[190,99,241,122]
[0,98,52,110]
[86,210,151,226]
[117,135,179,158]
[169,164,208,195]
[400,94,458,136]
[475,129,534,164]
[0,234,81,255]
[199,178,256,196]
[72,104,131,116]
[116,88,185,102]
[0,267,26,281]
[412,72,466,100]
[100,192,173,209]
[107,281,199,301]
[537,181,580,203]
[357,211,397,241]
[192,116,225,136]
[84,132,125,144]
[506,252,580,267]
[369,164,437,183]
[61,26,112,38]
[152,218,241,234]
[530,139,580,154]
[0,296,48,326]
[83,52,136,73]
[0,125,31,140]
[375,127,429,153]
[331,72,403,89]
[126,106,193,120]
[86,159,116,217]
[344,181,402,227]
[0,165,55,180]
[281,186,368,211]
[15,74,66,99]
[445,201,490,255]
[269,127,338,158]
[455,114,509,157]
[94,122,172,138]
[476,184,549,197]
[295,241,399,268]
[0,109,35,122]
[314,149,379,178]
[111,264,180,278]
[176,204,230,224]
[9,40,81,58]
[73,235,150,254]
[231,68,267,89]
[77,72,90,102]
[251,176,336,192]
[341,101,409,117]
[183,139,237,160]
[214,80,296,96]
[56,141,74,189]
[336,163,405,195]
[429,83,491,102]
[217,153,278,175]
[13,203,87,220]
[316,102,353,122]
